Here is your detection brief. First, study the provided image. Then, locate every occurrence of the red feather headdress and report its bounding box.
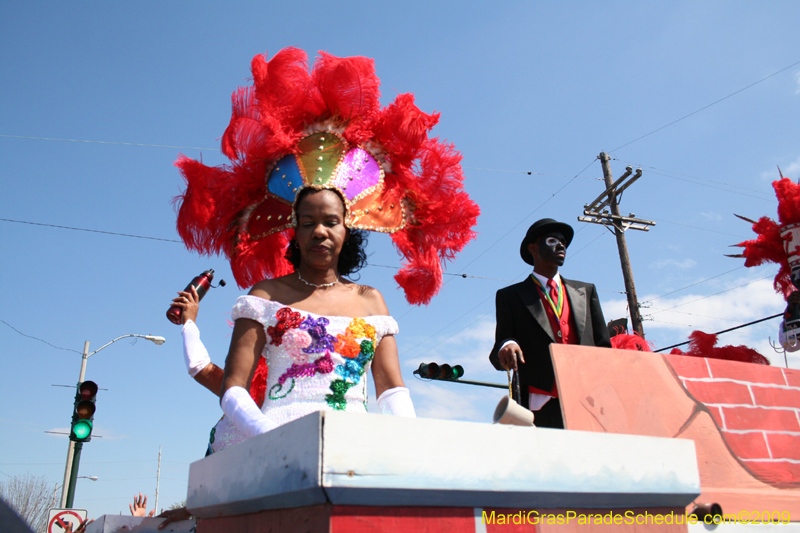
[173,48,479,305]
[731,171,800,299]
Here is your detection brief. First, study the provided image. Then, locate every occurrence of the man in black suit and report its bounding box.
[489,218,611,428]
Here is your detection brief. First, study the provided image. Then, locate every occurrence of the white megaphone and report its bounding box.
[493,395,534,426]
[492,369,534,426]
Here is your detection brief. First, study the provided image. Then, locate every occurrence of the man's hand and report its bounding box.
[498,342,525,371]
[129,492,155,517]
[157,506,192,529]
[56,517,93,533]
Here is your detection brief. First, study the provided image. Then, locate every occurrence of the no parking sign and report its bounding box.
[47,508,88,533]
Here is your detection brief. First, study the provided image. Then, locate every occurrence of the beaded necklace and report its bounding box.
[297,272,339,289]
[531,275,564,318]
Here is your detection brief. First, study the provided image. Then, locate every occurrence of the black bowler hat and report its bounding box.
[519,218,574,265]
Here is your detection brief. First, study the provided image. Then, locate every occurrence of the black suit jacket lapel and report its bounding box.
[564,278,587,342]
[515,276,556,343]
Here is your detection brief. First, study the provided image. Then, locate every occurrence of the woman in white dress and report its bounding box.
[172,47,479,440]
[219,187,415,438]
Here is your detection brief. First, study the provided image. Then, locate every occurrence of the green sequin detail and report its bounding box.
[360,340,374,357]
[268,378,295,400]
[326,379,356,410]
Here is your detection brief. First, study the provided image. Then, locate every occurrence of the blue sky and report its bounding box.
[2,1,799,519]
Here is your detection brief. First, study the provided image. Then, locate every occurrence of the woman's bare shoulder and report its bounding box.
[248,275,294,301]
[354,283,390,316]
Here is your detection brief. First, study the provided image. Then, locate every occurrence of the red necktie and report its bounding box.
[547,278,559,307]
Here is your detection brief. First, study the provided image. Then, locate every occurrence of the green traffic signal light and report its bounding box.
[413,362,464,381]
[70,381,98,442]
[72,419,93,440]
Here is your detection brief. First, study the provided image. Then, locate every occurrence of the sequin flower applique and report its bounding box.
[283,329,313,365]
[300,316,336,354]
[267,307,303,346]
[269,314,335,400]
[326,319,378,410]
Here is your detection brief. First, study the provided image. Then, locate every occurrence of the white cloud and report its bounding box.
[783,155,800,180]
[407,376,504,423]
[700,211,722,221]
[761,154,800,181]
[795,71,800,94]
[649,258,697,270]
[45,427,71,438]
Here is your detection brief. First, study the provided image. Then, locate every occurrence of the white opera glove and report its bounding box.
[377,387,416,418]
[220,386,278,438]
[181,320,212,377]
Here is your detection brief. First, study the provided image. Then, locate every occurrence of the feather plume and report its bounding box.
[174,48,479,304]
[734,176,800,298]
[669,331,770,365]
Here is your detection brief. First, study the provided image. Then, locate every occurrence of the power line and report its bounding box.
[644,266,745,303]
[1,134,602,180]
[464,167,601,180]
[0,320,82,354]
[649,276,772,314]
[649,217,751,238]
[368,263,515,282]
[0,218,182,243]
[612,158,774,198]
[400,292,497,357]
[0,134,217,151]
[647,307,742,323]
[0,218,524,283]
[634,168,774,203]
[609,58,800,152]
[2,215,761,322]
[654,312,783,352]
[444,158,598,281]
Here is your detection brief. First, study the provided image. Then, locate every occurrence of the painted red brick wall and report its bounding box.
[664,355,800,487]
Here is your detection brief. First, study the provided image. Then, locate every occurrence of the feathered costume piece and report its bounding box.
[731,171,800,298]
[174,48,479,305]
[610,333,653,352]
[670,331,770,365]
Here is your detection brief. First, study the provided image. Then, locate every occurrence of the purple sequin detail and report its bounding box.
[332,148,381,201]
[299,316,335,354]
[277,352,334,385]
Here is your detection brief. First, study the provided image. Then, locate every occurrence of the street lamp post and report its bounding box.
[53,476,97,508]
[60,334,165,508]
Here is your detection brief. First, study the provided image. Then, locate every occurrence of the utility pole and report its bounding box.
[578,152,655,337]
[155,446,162,514]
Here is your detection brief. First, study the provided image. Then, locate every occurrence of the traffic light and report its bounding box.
[413,362,464,381]
[70,381,98,442]
[415,363,439,379]
[439,364,465,380]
